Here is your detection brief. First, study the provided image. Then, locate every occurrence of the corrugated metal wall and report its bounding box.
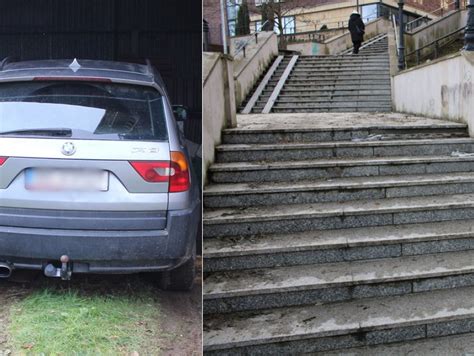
[0,0,202,143]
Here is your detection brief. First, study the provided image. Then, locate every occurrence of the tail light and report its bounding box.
[0,157,8,166]
[129,151,190,193]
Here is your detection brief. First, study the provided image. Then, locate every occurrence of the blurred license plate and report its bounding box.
[25,168,109,191]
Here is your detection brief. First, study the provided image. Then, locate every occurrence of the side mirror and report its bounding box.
[172,105,189,121]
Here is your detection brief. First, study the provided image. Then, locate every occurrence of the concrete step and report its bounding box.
[203,250,474,314]
[209,155,474,183]
[203,193,474,237]
[204,172,474,208]
[203,286,474,354]
[204,219,474,272]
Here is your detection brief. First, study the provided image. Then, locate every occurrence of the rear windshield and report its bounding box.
[0,81,168,141]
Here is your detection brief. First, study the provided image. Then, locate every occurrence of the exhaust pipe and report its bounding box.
[0,262,13,278]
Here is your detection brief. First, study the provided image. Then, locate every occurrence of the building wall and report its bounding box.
[204,0,224,47]
[249,0,444,34]
[0,0,202,143]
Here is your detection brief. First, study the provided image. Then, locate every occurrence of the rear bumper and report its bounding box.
[0,202,200,274]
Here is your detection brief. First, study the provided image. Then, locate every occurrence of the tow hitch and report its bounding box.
[44,255,72,280]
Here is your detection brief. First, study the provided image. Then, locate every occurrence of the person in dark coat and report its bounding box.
[348,10,365,54]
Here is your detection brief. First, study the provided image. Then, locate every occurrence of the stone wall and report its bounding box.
[233,32,278,107]
[404,10,465,62]
[392,52,474,135]
[202,52,236,182]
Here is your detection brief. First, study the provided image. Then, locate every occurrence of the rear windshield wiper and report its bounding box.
[0,128,72,137]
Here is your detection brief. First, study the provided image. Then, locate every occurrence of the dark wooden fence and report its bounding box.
[0,0,202,143]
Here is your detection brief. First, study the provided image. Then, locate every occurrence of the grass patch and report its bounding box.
[8,287,160,355]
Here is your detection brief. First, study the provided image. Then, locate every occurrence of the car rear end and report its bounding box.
[0,60,200,288]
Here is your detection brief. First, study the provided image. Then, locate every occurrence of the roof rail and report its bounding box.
[0,57,15,71]
[145,59,154,78]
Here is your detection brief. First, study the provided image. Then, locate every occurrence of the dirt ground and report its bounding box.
[0,258,202,356]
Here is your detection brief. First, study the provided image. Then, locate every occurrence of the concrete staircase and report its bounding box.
[203,113,474,354]
[241,34,391,114]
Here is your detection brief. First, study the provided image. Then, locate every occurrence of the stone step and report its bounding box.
[294,63,389,68]
[291,66,390,71]
[203,286,474,354]
[203,250,474,314]
[295,62,389,68]
[209,155,474,183]
[255,102,392,111]
[273,97,391,104]
[206,190,474,235]
[300,54,388,59]
[281,81,391,87]
[298,57,389,62]
[262,87,391,95]
[323,333,474,355]
[270,107,392,113]
[203,219,474,272]
[277,85,393,91]
[259,95,392,103]
[286,75,390,82]
[282,76,390,83]
[203,193,474,237]
[272,70,389,77]
[278,89,392,95]
[222,120,468,144]
[271,103,392,110]
[215,138,474,162]
[204,172,474,208]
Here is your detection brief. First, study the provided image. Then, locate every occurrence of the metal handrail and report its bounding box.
[405,0,459,32]
[233,19,270,57]
[405,26,464,65]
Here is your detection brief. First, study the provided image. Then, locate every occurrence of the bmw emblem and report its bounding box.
[61,142,76,156]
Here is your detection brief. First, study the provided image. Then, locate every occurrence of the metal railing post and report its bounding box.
[455,0,460,10]
[465,0,474,50]
[398,0,406,70]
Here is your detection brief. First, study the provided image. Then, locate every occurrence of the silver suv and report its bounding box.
[0,58,200,290]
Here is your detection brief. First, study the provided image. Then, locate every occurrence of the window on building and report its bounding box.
[255,16,295,34]
[361,3,379,23]
[227,0,240,37]
[255,0,281,5]
[281,16,296,34]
